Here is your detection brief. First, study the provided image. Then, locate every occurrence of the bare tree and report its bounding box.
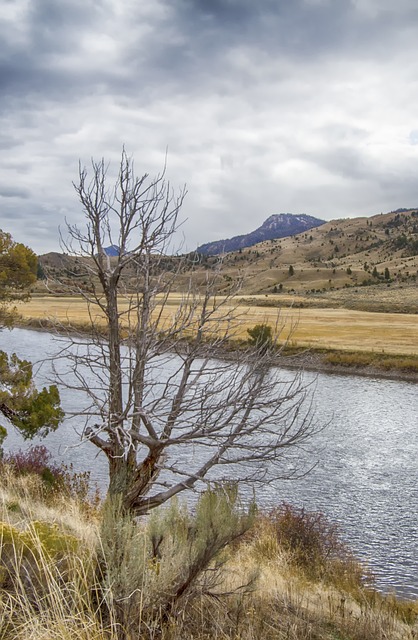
[54,150,317,516]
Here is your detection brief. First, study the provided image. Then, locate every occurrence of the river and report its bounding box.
[1,328,417,599]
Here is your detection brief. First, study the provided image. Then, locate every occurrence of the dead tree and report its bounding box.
[55,150,318,516]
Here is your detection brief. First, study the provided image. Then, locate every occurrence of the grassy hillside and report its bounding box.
[37,209,418,309]
[212,208,418,296]
[28,208,418,376]
[1,458,417,640]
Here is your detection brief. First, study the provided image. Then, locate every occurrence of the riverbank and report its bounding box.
[277,349,418,383]
[1,463,417,640]
[17,314,418,383]
[3,325,418,602]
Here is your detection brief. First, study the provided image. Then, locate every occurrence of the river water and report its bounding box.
[1,328,417,599]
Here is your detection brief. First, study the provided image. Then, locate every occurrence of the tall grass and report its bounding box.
[0,463,417,640]
[0,485,104,639]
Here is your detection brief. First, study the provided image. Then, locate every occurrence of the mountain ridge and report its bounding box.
[37,208,418,303]
[197,213,325,255]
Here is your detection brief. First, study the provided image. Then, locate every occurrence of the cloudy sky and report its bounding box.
[2,0,418,254]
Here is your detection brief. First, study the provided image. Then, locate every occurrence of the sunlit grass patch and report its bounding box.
[17,294,418,358]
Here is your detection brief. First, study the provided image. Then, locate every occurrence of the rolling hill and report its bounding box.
[36,208,418,311]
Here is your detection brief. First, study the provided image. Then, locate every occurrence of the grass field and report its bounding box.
[16,294,418,356]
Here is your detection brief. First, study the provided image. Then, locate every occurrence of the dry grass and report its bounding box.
[0,465,99,550]
[323,351,418,372]
[0,471,417,640]
[17,294,418,357]
[0,471,104,640]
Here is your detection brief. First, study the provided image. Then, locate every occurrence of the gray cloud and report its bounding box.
[1,0,418,253]
[0,186,30,199]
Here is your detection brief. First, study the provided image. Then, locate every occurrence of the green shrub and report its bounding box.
[247,324,273,350]
[99,485,256,637]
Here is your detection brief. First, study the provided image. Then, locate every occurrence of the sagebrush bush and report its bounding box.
[98,485,256,639]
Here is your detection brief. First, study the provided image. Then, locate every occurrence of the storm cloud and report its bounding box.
[1,0,418,252]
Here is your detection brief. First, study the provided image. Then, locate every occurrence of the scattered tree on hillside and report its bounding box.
[288,265,294,276]
[0,230,63,449]
[53,150,318,516]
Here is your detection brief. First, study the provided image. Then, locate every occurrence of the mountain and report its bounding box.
[197,213,325,255]
[36,208,418,305]
[104,245,120,257]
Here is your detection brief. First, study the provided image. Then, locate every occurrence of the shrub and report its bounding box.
[259,503,367,590]
[268,503,343,572]
[99,485,255,636]
[1,446,64,492]
[0,445,100,508]
[247,324,273,350]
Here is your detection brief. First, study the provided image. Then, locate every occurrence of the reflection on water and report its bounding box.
[1,328,417,599]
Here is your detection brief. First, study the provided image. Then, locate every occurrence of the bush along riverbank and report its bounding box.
[0,447,417,640]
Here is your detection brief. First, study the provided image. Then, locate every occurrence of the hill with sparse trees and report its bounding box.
[37,207,418,313]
